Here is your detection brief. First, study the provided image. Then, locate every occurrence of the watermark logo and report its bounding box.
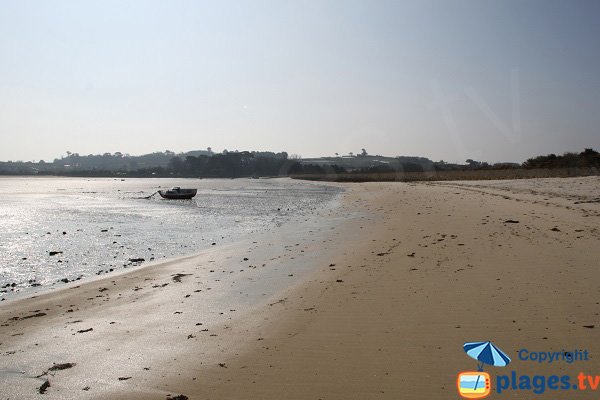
[458,341,512,399]
[458,342,596,396]
[457,371,491,399]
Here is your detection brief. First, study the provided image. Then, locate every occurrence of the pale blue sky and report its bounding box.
[1,0,598,163]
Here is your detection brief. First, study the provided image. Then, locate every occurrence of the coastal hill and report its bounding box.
[0,148,598,180]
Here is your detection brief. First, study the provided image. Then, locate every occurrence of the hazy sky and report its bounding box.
[1,0,599,163]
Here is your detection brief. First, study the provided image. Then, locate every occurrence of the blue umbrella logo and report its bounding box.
[463,341,511,371]
[463,341,511,394]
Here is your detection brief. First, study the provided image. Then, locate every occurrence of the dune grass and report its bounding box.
[291,167,599,182]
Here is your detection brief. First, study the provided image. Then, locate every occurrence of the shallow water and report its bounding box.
[0,177,342,299]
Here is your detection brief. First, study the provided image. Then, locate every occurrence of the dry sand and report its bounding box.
[1,176,599,399]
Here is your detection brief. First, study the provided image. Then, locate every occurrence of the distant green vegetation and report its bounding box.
[167,151,292,177]
[0,149,293,178]
[523,148,600,169]
[290,148,599,182]
[0,148,598,179]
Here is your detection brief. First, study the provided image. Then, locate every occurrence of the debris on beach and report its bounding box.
[36,362,77,378]
[39,379,51,394]
[49,251,63,256]
[49,363,76,372]
[504,219,520,224]
[171,273,191,283]
[9,312,47,322]
[269,298,286,306]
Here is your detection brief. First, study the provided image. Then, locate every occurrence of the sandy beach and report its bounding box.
[1,176,599,399]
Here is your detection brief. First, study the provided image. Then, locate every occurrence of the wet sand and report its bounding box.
[1,177,599,399]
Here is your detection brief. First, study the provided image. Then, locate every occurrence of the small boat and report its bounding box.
[158,187,197,200]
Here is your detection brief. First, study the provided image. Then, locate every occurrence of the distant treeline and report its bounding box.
[290,149,600,182]
[292,148,600,176]
[167,151,292,177]
[0,149,293,177]
[522,148,600,169]
[0,148,598,179]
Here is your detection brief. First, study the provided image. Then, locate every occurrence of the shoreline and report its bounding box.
[0,176,342,301]
[1,177,599,399]
[0,182,355,399]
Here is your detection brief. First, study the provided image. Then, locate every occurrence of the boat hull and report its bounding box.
[158,189,197,200]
